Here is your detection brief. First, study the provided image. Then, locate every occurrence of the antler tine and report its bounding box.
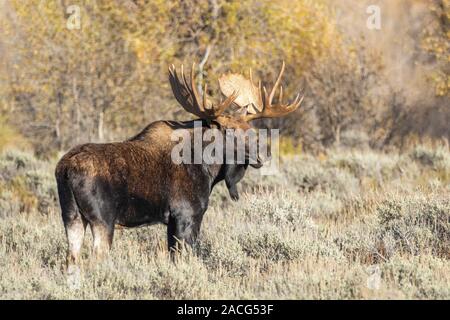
[279,85,283,104]
[180,65,191,96]
[292,93,300,104]
[241,63,304,122]
[169,62,240,120]
[170,65,184,101]
[294,94,304,108]
[170,62,312,120]
[181,65,197,107]
[169,64,177,83]
[169,64,198,117]
[214,90,238,116]
[249,68,254,86]
[268,60,285,104]
[262,86,269,109]
[180,64,184,82]
[287,93,303,110]
[203,83,208,110]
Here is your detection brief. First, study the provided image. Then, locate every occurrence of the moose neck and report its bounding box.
[180,120,249,194]
[206,163,226,186]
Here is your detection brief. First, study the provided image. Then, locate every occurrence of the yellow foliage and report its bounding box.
[0,0,340,150]
[422,0,450,97]
[279,136,303,156]
[317,152,328,163]
[9,177,39,213]
[0,117,29,152]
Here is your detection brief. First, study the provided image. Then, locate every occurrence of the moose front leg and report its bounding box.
[167,209,204,256]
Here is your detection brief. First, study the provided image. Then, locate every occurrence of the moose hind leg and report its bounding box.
[57,173,87,270]
[69,175,119,262]
[91,222,114,260]
[65,214,87,268]
[64,214,87,289]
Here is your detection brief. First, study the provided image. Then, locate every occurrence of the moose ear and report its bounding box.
[224,165,248,201]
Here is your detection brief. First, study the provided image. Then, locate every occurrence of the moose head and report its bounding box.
[168,61,304,170]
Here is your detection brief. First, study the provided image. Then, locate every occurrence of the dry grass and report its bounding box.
[0,146,449,299]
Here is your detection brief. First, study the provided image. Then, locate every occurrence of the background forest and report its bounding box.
[0,0,448,299]
[0,0,448,154]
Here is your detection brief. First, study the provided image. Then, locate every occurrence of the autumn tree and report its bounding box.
[0,0,340,154]
[422,0,449,97]
[304,42,385,147]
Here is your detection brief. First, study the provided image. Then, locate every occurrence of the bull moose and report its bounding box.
[55,61,303,270]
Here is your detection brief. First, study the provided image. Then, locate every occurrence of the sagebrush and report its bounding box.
[0,145,448,299]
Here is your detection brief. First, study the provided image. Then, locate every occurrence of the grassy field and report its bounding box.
[0,145,449,299]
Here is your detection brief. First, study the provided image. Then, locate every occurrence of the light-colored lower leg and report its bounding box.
[91,224,113,260]
[66,217,86,290]
[66,217,86,268]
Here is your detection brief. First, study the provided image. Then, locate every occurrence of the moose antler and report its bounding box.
[169,63,237,120]
[218,72,262,114]
[241,61,304,121]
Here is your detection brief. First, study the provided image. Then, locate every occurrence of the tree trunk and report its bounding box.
[72,77,81,143]
[55,91,63,150]
[97,110,104,142]
[334,125,341,147]
[198,45,212,94]
[197,0,218,94]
